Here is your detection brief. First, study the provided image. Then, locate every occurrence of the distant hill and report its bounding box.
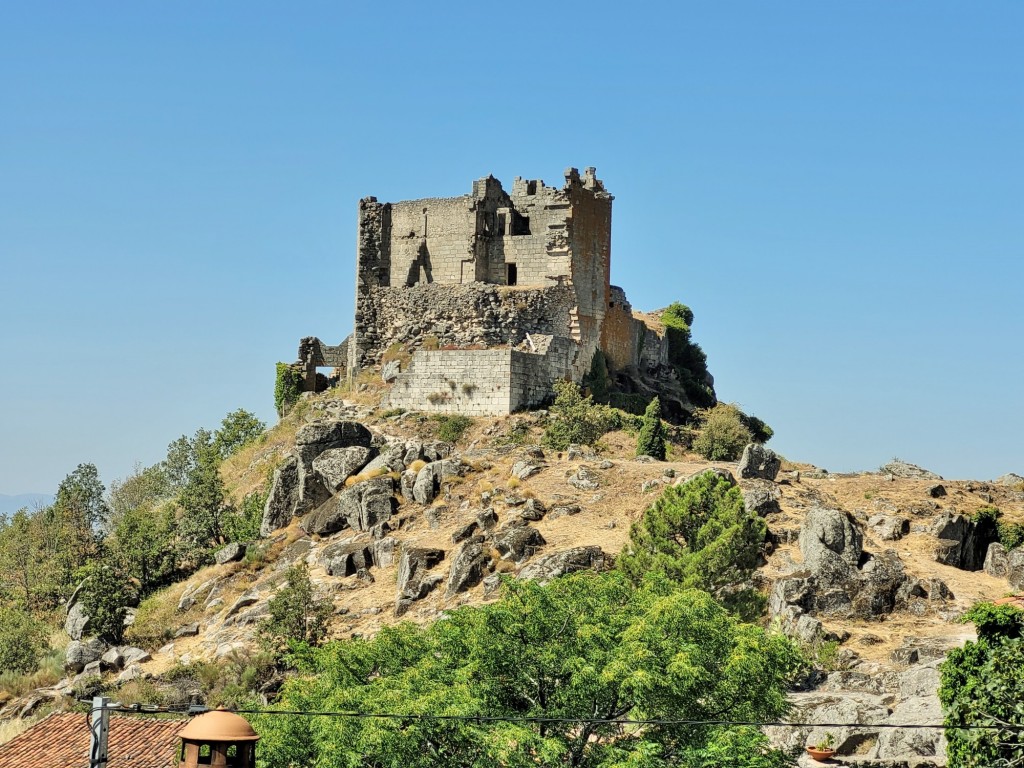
[0,494,52,515]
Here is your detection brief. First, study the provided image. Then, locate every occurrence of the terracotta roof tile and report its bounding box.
[0,712,186,768]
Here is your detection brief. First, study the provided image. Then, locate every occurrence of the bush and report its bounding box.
[0,607,50,674]
[431,414,473,443]
[617,470,767,619]
[998,521,1024,550]
[542,380,623,450]
[223,489,267,543]
[662,302,716,408]
[692,403,754,461]
[940,602,1024,767]
[636,397,667,460]
[274,363,304,416]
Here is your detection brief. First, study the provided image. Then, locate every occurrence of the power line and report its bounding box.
[84,701,1013,732]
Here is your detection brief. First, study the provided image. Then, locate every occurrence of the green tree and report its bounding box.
[177,438,232,561]
[77,558,137,644]
[260,563,332,651]
[164,428,213,491]
[213,409,266,460]
[636,397,667,460]
[0,605,49,674]
[107,462,171,529]
[112,500,179,593]
[940,602,1024,768]
[253,573,800,768]
[0,508,47,610]
[38,463,107,604]
[617,470,767,619]
[692,403,754,461]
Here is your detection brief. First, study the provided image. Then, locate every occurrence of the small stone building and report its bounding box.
[298,167,675,416]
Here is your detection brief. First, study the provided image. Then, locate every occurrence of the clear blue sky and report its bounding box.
[1,1,1021,495]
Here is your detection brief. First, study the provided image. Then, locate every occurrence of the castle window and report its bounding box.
[511,212,531,236]
[507,264,518,286]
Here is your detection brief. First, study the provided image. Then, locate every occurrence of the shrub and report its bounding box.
[0,607,49,675]
[636,397,667,460]
[431,414,473,443]
[542,380,622,450]
[692,403,754,461]
[940,602,1024,767]
[998,521,1024,550]
[662,302,716,408]
[223,489,267,543]
[741,413,774,444]
[274,363,304,416]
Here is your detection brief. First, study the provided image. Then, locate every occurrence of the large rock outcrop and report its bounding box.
[301,476,396,536]
[932,512,991,571]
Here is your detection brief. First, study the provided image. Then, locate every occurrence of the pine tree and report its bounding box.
[636,397,667,460]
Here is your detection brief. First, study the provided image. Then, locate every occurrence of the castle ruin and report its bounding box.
[297,167,699,417]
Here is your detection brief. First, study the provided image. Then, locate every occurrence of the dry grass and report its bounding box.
[0,715,40,746]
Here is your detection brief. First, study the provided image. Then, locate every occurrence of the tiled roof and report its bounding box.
[0,712,186,768]
[993,594,1024,611]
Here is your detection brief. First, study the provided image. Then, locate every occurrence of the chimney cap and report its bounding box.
[179,709,260,743]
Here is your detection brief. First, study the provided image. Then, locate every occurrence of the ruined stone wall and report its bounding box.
[600,287,643,371]
[385,336,580,415]
[354,283,576,368]
[509,336,579,411]
[385,349,515,415]
[387,196,480,287]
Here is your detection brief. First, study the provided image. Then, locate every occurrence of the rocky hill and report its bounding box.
[4,385,1024,767]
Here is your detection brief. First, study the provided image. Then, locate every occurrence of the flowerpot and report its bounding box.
[806,746,836,761]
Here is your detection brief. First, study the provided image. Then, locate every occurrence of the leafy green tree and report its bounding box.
[177,438,232,560]
[107,462,171,529]
[112,500,179,593]
[617,471,767,619]
[0,605,50,674]
[37,463,107,604]
[692,403,754,461]
[940,602,1024,768]
[213,409,266,460]
[164,428,213,491]
[636,397,667,460]
[77,558,137,644]
[0,508,48,610]
[260,564,332,652]
[543,380,622,451]
[253,573,800,768]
